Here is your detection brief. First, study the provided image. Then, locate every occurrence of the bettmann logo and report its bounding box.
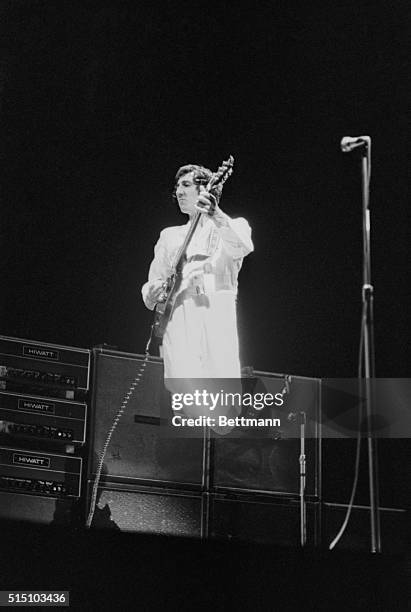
[23,346,60,361]
[18,399,55,414]
[13,453,51,468]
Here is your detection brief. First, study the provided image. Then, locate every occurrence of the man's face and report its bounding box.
[175,171,199,215]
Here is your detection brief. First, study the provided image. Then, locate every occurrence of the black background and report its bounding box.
[1,0,409,378]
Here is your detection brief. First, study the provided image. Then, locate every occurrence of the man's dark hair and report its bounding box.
[173,164,222,202]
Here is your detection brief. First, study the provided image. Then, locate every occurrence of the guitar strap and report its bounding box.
[206,225,219,256]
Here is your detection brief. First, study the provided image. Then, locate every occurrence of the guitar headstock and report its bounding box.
[207,155,234,191]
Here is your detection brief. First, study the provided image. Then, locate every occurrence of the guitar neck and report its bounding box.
[171,156,234,274]
[173,210,202,272]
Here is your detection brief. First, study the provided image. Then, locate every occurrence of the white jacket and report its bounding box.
[142,215,253,310]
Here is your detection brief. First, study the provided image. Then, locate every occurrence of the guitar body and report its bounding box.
[153,272,181,338]
[151,155,234,339]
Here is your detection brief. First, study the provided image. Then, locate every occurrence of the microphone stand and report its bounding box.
[298,411,307,547]
[287,406,307,547]
[360,144,381,553]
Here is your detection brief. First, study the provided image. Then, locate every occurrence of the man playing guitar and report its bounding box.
[142,159,253,381]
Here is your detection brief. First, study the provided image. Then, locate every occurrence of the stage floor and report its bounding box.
[0,519,409,610]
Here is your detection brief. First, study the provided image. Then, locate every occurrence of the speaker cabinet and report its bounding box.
[87,350,322,545]
[211,372,321,498]
[212,438,319,498]
[88,481,204,537]
[89,349,205,488]
[0,490,82,526]
[209,492,320,547]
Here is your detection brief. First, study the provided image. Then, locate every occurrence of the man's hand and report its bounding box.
[195,189,218,216]
[196,188,229,228]
[147,279,167,304]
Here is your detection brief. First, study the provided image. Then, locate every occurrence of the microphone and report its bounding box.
[340,135,371,153]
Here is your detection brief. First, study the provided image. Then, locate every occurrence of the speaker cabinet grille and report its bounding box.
[209,493,320,547]
[88,482,203,537]
[212,438,319,497]
[89,350,205,488]
[211,372,321,498]
[0,490,81,525]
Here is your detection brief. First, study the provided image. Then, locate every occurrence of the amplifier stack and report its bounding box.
[85,349,410,551]
[0,335,90,525]
[1,338,408,551]
[87,348,322,546]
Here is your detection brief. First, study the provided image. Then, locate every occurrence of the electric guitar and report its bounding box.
[152,155,234,338]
